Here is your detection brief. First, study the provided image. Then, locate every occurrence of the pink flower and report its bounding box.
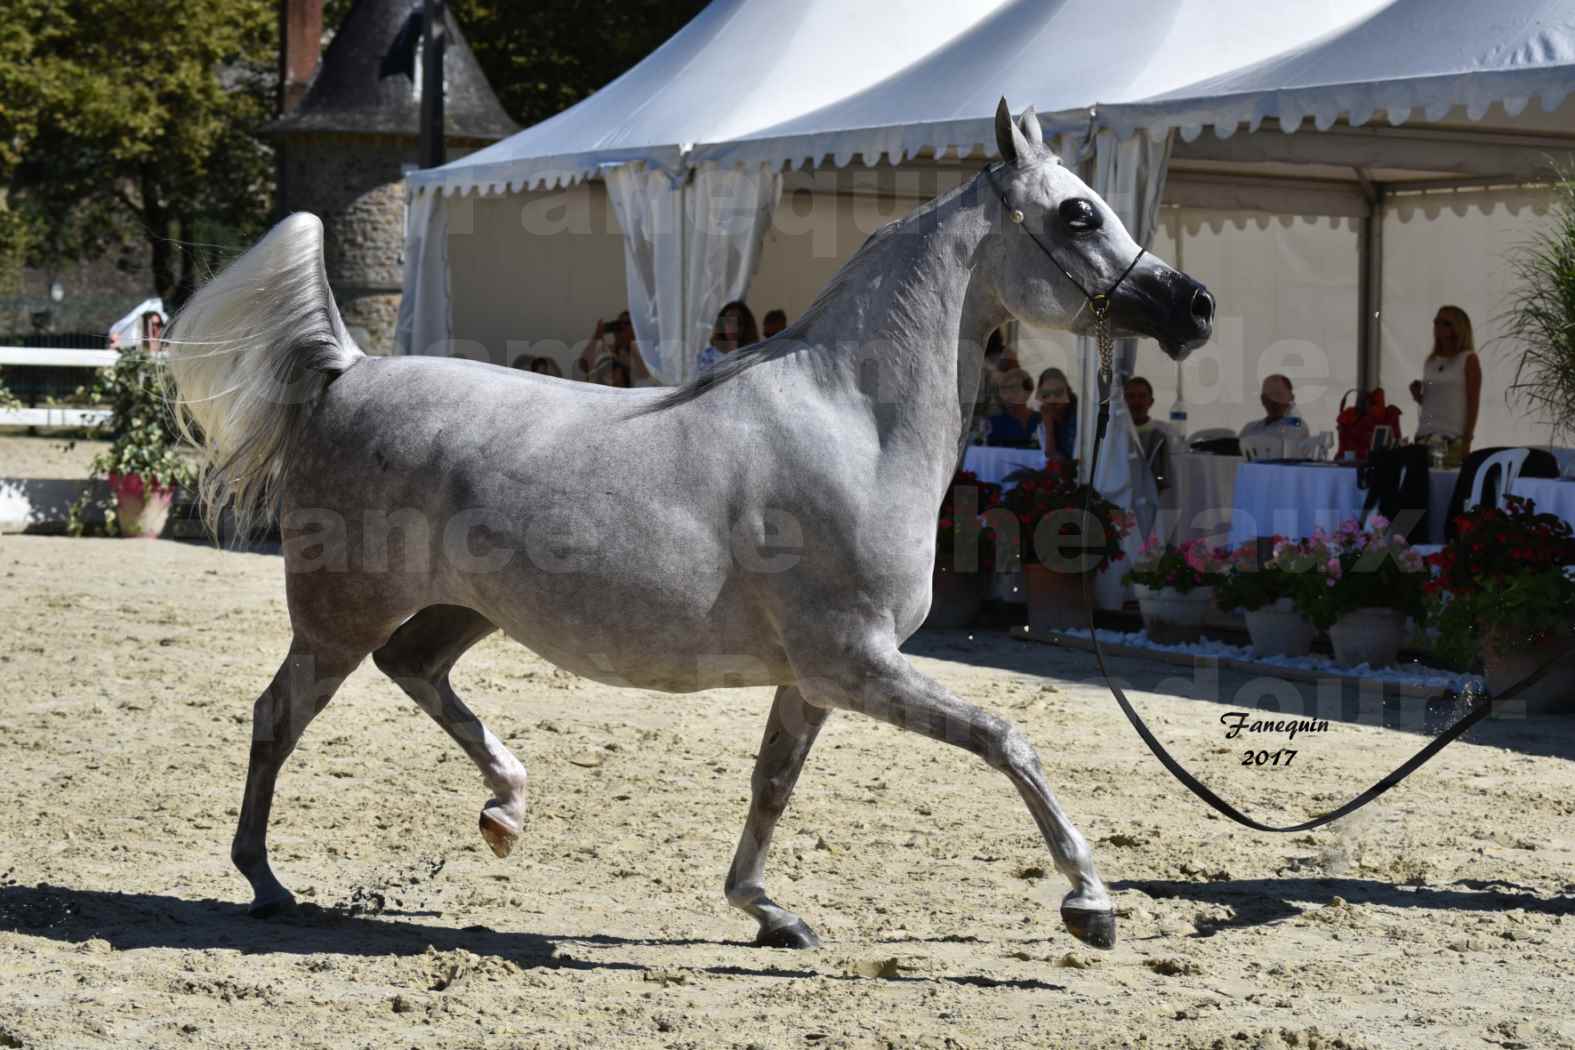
[1368,514,1390,532]
[1326,558,1342,579]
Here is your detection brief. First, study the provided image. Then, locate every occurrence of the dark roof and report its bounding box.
[265,0,518,142]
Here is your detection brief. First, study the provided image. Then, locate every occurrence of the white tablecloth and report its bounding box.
[1507,477,1575,530]
[962,446,1046,488]
[1227,463,1457,547]
[1161,452,1240,546]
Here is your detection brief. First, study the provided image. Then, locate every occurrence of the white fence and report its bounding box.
[0,346,116,428]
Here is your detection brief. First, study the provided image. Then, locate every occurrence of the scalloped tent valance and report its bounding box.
[1098,0,1575,143]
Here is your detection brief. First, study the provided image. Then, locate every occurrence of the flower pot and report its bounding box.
[1244,597,1318,658]
[1024,562,1095,635]
[1328,607,1407,668]
[1481,627,1575,714]
[924,566,990,629]
[108,473,174,539]
[1135,584,1215,645]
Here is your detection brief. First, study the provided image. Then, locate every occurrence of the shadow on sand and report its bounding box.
[1113,874,1575,938]
[0,884,1068,990]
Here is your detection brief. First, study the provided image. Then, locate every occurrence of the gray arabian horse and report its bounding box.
[166,101,1211,951]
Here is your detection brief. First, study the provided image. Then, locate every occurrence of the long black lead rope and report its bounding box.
[984,160,1574,833]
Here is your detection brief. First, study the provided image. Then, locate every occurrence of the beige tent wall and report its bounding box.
[446,183,629,374]
[1379,185,1560,450]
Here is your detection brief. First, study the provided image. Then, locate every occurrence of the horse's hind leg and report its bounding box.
[371,605,528,859]
[233,639,364,916]
[726,685,831,948]
[793,640,1116,950]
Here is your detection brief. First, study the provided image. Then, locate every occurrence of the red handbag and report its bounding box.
[1336,388,1402,462]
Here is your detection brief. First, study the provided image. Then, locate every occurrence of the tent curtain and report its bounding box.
[395,189,451,356]
[606,164,782,385]
[605,165,686,384]
[1071,128,1172,604]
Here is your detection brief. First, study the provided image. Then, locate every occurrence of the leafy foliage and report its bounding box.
[999,460,1133,575]
[1425,497,1575,668]
[935,470,1003,574]
[3,0,283,310]
[1273,518,1428,629]
[1501,172,1575,442]
[1123,538,1229,594]
[443,0,711,129]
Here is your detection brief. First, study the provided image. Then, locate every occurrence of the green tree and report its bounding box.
[446,0,710,128]
[2,0,275,312]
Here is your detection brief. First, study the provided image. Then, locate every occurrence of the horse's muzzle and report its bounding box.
[1116,257,1214,360]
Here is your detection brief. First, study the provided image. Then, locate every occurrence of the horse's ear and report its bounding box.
[1018,106,1045,148]
[995,97,1031,166]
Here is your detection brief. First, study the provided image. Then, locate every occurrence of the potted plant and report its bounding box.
[1501,169,1575,444]
[926,470,1004,629]
[69,349,196,538]
[1216,538,1320,657]
[1002,460,1133,635]
[1123,538,1229,644]
[1290,517,1427,668]
[1425,496,1575,709]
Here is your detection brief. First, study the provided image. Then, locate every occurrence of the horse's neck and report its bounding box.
[786,182,1005,479]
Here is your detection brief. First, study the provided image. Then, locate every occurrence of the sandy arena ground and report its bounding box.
[1,535,1573,1050]
[0,434,111,479]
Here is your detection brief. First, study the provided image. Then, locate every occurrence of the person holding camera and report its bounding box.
[576,310,648,386]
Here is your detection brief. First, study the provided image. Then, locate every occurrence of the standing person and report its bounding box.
[575,311,649,384]
[1410,305,1480,462]
[1125,376,1179,490]
[762,308,788,339]
[139,310,163,353]
[1036,367,1079,462]
[696,301,758,374]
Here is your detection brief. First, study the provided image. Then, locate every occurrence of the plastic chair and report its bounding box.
[1464,448,1530,512]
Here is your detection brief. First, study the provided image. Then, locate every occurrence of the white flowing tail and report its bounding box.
[165,213,364,539]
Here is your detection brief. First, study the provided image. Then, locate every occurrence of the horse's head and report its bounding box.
[985,99,1213,361]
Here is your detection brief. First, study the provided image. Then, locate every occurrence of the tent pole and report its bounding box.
[1355,171,1383,393]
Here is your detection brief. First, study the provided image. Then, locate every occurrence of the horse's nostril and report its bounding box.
[1191,288,1214,326]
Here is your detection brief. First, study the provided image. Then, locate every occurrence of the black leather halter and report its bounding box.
[982,162,1146,328]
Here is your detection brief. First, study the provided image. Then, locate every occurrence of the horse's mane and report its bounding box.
[649,173,982,411]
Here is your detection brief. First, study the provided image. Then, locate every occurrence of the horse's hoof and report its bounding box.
[479,808,519,859]
[1061,905,1117,949]
[248,891,296,919]
[755,920,820,949]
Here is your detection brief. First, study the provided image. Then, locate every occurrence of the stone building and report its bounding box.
[265,0,516,353]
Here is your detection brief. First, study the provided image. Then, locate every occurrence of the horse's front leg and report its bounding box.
[793,639,1115,949]
[726,685,831,948]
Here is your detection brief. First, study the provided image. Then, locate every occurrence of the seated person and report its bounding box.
[985,368,1041,446]
[762,308,788,339]
[1036,367,1078,461]
[1239,374,1307,440]
[1126,376,1179,490]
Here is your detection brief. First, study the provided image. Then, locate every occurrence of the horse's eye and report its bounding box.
[1058,198,1101,232]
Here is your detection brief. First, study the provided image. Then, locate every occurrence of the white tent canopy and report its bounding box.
[1100,0,1575,142]
[691,0,1388,172]
[402,0,1014,196]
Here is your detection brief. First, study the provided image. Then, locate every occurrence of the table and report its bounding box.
[1226,462,1457,547]
[961,446,1045,488]
[1507,477,1575,530]
[1161,452,1241,545]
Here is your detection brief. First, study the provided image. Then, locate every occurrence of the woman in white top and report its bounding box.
[1410,304,1481,458]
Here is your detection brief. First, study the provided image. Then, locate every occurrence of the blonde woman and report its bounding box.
[1409,305,1481,462]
